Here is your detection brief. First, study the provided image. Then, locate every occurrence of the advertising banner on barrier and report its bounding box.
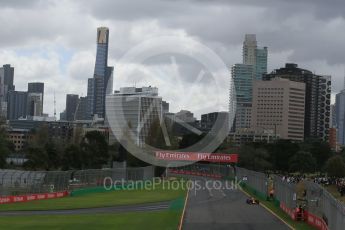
[0,191,68,205]
[306,212,329,230]
[156,151,238,163]
[168,169,222,179]
[280,202,296,220]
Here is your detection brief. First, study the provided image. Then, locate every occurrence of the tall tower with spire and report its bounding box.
[87,27,114,119]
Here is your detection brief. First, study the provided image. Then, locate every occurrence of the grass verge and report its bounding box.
[0,180,187,211]
[0,210,181,230]
[240,184,315,230]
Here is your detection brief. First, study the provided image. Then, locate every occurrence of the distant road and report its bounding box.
[182,178,290,230]
[0,201,170,216]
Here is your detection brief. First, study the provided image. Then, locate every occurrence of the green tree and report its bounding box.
[108,141,120,162]
[25,126,64,170]
[29,124,49,147]
[179,133,206,149]
[61,144,82,170]
[0,119,10,168]
[24,146,49,170]
[80,131,109,169]
[324,155,345,178]
[45,141,62,169]
[215,136,237,153]
[238,145,272,171]
[300,138,332,171]
[288,151,317,174]
[267,140,300,172]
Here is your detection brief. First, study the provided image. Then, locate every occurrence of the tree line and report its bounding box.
[238,139,345,177]
[0,122,114,170]
[1,116,345,177]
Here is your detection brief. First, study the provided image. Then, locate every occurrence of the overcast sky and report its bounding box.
[0,0,344,119]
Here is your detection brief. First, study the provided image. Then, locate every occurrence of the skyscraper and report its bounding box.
[264,63,331,141]
[75,96,89,120]
[242,34,268,80]
[28,82,44,103]
[243,34,257,66]
[251,78,305,141]
[255,47,268,80]
[27,82,44,117]
[87,27,114,119]
[231,64,254,130]
[65,94,79,121]
[231,34,267,132]
[7,91,28,120]
[331,104,336,128]
[0,64,15,118]
[336,86,345,144]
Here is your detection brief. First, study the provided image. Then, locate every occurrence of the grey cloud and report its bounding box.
[1,0,345,115]
[75,0,345,98]
[0,0,43,9]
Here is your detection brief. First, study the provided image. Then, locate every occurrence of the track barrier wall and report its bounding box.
[304,181,345,230]
[235,166,268,200]
[0,191,68,204]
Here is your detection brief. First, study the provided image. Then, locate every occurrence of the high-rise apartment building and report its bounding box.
[255,47,268,80]
[106,86,162,146]
[243,34,257,66]
[231,64,254,130]
[264,63,331,141]
[231,34,267,132]
[251,78,306,141]
[7,91,28,120]
[242,34,268,80]
[336,88,345,144]
[65,94,79,121]
[0,64,15,118]
[87,27,114,119]
[330,104,336,128]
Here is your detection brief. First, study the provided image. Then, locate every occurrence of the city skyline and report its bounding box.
[0,0,344,119]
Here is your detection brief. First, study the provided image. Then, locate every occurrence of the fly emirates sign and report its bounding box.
[155,151,238,163]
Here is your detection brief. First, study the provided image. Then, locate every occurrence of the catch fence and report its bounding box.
[304,181,345,230]
[0,166,154,196]
[273,175,297,210]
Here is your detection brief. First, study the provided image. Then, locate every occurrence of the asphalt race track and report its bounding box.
[0,201,170,216]
[182,178,290,230]
[0,178,291,230]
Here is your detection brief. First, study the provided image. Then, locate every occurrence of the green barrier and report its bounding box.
[273,198,280,207]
